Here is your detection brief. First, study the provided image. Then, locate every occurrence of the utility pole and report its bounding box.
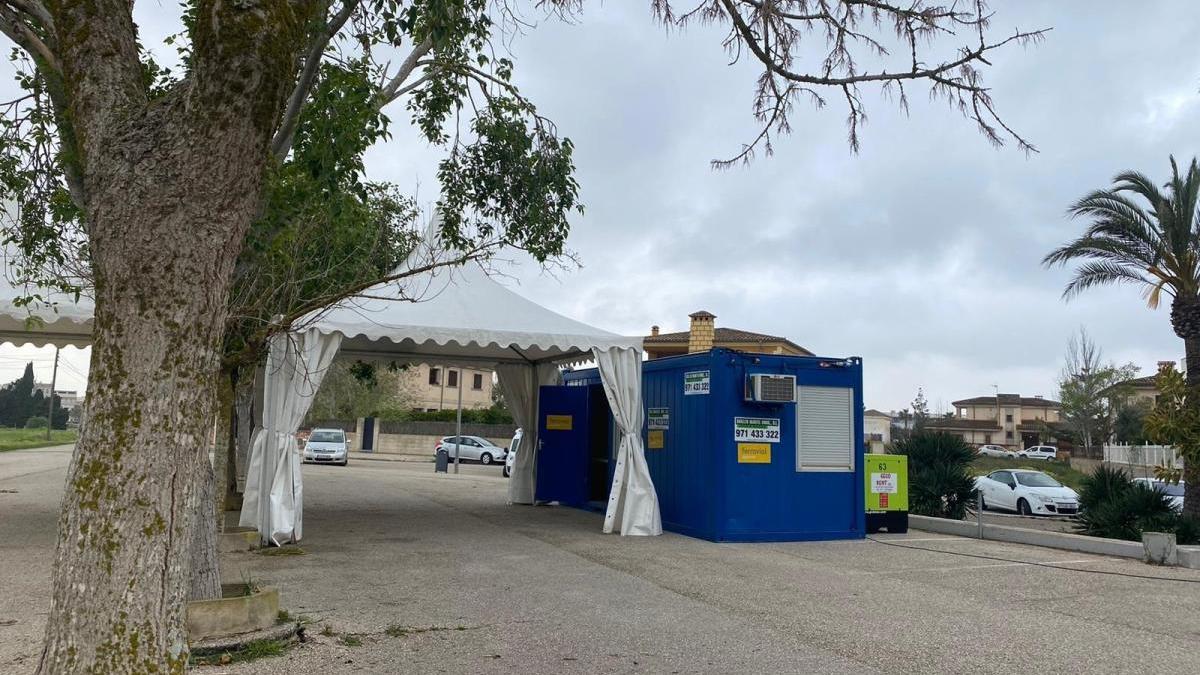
[46,347,60,441]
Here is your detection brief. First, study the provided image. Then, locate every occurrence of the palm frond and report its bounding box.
[1060,260,1153,302]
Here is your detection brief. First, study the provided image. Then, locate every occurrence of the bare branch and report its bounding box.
[655,0,1049,163]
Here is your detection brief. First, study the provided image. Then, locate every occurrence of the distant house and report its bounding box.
[1105,360,1177,410]
[643,311,812,359]
[864,409,892,453]
[401,364,494,412]
[925,393,1063,450]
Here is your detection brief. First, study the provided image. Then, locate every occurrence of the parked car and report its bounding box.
[435,435,508,465]
[503,429,523,478]
[1132,477,1186,512]
[1018,445,1058,461]
[976,444,1015,458]
[303,428,348,466]
[974,469,1079,516]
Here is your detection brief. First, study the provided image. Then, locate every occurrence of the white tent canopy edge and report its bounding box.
[241,259,662,542]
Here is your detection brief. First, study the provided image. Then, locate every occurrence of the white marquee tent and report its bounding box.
[0,283,93,348]
[240,258,663,544]
[1,248,664,545]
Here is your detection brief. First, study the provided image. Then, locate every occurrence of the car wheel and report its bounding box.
[1017,498,1032,516]
[480,452,493,465]
[502,466,510,478]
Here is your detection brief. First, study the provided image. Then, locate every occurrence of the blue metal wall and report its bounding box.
[565,349,865,542]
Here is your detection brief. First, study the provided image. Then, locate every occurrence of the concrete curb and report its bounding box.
[910,515,1146,559]
[347,452,431,463]
[1179,546,1200,570]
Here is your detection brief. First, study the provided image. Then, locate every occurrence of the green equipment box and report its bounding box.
[865,453,908,534]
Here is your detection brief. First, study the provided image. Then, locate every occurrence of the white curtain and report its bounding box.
[497,361,560,505]
[240,328,342,545]
[594,347,662,536]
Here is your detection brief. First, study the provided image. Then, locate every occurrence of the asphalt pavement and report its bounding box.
[2,447,1198,674]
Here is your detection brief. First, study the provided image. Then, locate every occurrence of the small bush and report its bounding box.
[23,416,48,429]
[1075,465,1196,543]
[893,431,978,519]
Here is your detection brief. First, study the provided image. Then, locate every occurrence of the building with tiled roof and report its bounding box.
[924,392,1064,450]
[643,311,813,360]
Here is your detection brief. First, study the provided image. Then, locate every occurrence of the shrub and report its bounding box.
[23,416,48,429]
[1075,465,1195,543]
[893,431,978,519]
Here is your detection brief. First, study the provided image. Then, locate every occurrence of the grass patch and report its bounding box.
[319,624,335,637]
[971,456,1089,490]
[277,609,292,623]
[0,428,77,452]
[339,635,363,647]
[190,638,290,667]
[257,545,306,556]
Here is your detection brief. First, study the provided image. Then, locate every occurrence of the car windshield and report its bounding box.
[309,431,343,443]
[1014,472,1061,488]
[1154,482,1185,497]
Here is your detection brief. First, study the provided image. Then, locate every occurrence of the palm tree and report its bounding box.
[1043,156,1200,519]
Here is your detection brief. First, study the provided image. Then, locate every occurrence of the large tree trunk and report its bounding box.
[37,4,310,670]
[189,456,222,601]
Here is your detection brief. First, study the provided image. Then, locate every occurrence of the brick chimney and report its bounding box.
[651,325,660,336]
[687,311,716,353]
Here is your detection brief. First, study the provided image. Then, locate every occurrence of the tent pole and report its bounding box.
[454,369,463,474]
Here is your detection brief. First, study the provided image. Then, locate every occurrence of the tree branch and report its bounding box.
[0,0,52,32]
[45,1,143,149]
[377,37,433,107]
[0,6,58,72]
[271,0,361,160]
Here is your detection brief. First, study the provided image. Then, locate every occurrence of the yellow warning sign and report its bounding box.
[737,443,771,464]
[647,429,665,449]
[545,414,573,431]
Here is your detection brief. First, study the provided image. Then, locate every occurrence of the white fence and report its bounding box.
[1103,444,1185,468]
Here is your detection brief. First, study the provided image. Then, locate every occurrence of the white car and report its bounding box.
[303,428,349,466]
[1132,477,1186,512]
[1018,445,1058,461]
[435,435,508,465]
[503,429,523,478]
[976,444,1015,458]
[975,469,1079,516]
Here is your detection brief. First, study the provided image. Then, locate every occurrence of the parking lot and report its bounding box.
[2,446,1198,673]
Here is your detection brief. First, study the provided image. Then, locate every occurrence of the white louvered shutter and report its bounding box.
[796,385,854,471]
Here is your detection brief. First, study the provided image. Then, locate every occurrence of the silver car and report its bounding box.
[435,435,507,465]
[303,428,349,466]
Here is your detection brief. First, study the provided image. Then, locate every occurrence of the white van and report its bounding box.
[1018,445,1057,461]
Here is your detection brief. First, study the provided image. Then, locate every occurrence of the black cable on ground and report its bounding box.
[866,535,1200,584]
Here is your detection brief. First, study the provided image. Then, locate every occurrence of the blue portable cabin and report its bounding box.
[556,348,865,542]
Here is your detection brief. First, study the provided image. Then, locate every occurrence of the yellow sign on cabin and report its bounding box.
[545,414,573,431]
[737,443,771,464]
[647,429,665,449]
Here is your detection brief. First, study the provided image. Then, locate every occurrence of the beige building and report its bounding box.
[926,394,1062,450]
[403,363,495,412]
[643,310,813,359]
[864,409,892,453]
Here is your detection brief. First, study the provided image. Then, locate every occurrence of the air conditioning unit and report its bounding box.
[745,374,797,403]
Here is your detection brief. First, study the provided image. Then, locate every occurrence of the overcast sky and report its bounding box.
[2,2,1198,412]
